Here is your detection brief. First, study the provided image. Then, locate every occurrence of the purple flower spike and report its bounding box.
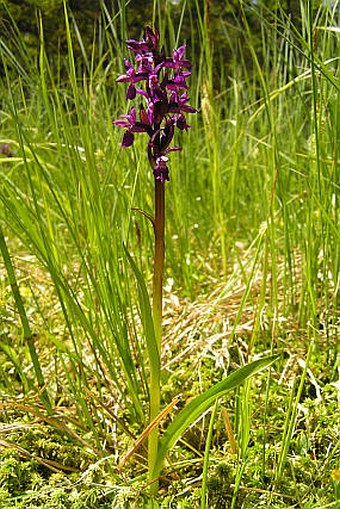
[114,25,196,182]
[0,144,14,157]
[0,144,10,154]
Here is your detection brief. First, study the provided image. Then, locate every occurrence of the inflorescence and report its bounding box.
[114,26,196,182]
[0,144,14,157]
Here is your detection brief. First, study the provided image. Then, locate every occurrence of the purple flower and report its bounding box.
[126,39,150,53]
[176,114,191,131]
[0,144,14,157]
[165,46,192,71]
[114,26,196,181]
[154,156,169,183]
[169,92,196,115]
[116,59,147,100]
[126,26,160,55]
[113,107,150,147]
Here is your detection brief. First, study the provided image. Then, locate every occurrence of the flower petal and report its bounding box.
[122,131,134,147]
[126,84,136,100]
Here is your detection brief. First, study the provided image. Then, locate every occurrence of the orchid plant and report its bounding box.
[114,26,196,490]
[113,29,278,500]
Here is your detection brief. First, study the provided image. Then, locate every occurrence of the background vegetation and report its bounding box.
[0,0,339,507]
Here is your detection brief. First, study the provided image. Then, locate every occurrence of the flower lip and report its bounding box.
[122,131,134,147]
[126,84,136,100]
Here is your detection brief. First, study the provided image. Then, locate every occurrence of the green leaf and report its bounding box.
[152,354,279,477]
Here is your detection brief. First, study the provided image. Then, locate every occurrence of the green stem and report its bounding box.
[0,225,51,410]
[148,178,165,494]
[201,399,219,509]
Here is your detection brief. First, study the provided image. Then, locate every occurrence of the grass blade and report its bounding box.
[0,225,51,409]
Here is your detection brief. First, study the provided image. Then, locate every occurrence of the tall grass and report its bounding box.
[0,0,339,506]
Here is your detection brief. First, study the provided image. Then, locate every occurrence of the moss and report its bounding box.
[0,452,44,495]
[0,423,94,473]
